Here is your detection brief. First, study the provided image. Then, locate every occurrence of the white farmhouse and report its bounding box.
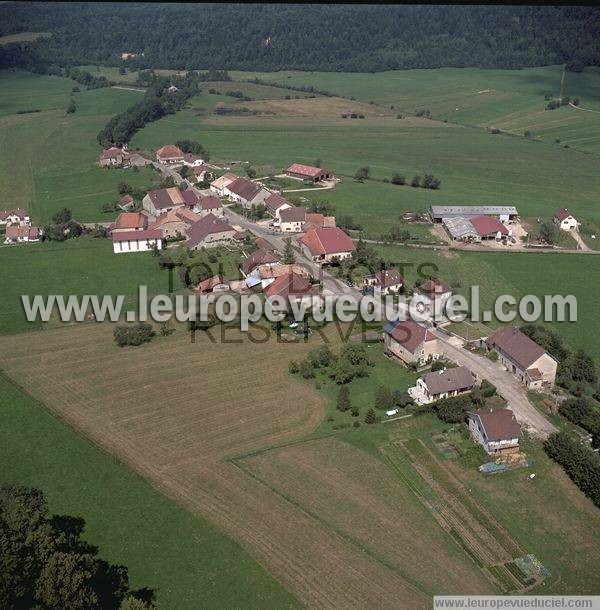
[553,208,579,231]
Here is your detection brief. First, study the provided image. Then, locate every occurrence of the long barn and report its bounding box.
[429,205,518,223]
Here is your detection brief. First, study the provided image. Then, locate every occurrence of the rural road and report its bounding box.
[432,330,557,439]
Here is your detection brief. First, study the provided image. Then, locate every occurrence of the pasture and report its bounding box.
[0,373,298,610]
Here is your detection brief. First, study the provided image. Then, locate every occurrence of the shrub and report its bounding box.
[374,385,394,410]
[113,322,155,347]
[288,360,299,374]
[433,394,473,423]
[480,379,497,397]
[337,385,351,412]
[365,408,376,424]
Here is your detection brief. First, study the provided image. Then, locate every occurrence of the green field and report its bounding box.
[0,31,51,45]
[0,373,298,609]
[230,66,600,153]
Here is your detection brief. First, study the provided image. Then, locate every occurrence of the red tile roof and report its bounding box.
[196,274,229,293]
[264,192,291,214]
[113,212,147,231]
[100,147,123,159]
[470,215,509,237]
[286,163,325,178]
[416,278,451,298]
[241,247,281,275]
[384,319,436,354]
[156,144,183,159]
[264,272,316,300]
[226,177,263,201]
[471,408,521,441]
[5,225,39,240]
[374,268,403,288]
[112,229,163,242]
[487,326,550,370]
[299,227,355,256]
[554,208,573,222]
[197,195,222,210]
[0,208,27,221]
[192,164,212,175]
[146,187,185,211]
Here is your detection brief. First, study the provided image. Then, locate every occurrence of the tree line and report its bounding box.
[1,5,599,73]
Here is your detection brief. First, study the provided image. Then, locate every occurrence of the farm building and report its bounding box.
[383,319,441,366]
[299,227,355,263]
[485,326,557,389]
[99,147,130,167]
[0,208,30,226]
[553,208,578,231]
[186,213,236,250]
[304,213,336,231]
[363,268,403,295]
[278,206,306,232]
[4,225,40,244]
[225,178,271,208]
[263,272,319,311]
[468,408,521,455]
[210,173,238,196]
[429,205,518,223]
[156,145,184,164]
[112,229,163,254]
[470,215,509,240]
[285,163,333,183]
[410,366,476,405]
[442,217,481,242]
[149,208,200,239]
[182,152,204,167]
[414,278,453,318]
[142,187,186,216]
[240,247,281,276]
[110,212,147,233]
[194,195,223,218]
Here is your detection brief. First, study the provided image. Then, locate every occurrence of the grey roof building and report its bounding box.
[429,205,518,222]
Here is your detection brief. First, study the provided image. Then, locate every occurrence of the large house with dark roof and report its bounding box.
[224,177,271,208]
[411,366,476,404]
[383,319,441,366]
[278,206,306,232]
[264,193,292,218]
[142,187,186,216]
[468,408,521,455]
[298,227,355,263]
[240,247,281,276]
[485,326,557,389]
[186,214,236,250]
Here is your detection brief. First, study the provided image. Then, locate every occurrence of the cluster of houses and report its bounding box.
[1,208,40,244]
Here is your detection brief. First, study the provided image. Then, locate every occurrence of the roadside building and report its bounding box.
[149,207,200,239]
[278,206,306,233]
[247,263,311,290]
[470,215,509,240]
[383,319,441,366]
[264,193,292,218]
[285,163,333,183]
[156,144,184,164]
[240,247,281,276]
[414,278,452,318]
[468,408,521,455]
[195,194,224,218]
[4,225,40,244]
[192,164,214,183]
[429,205,518,223]
[363,268,403,295]
[99,147,130,167]
[210,172,238,196]
[553,208,579,231]
[186,213,236,250]
[485,326,557,389]
[410,366,476,404]
[225,177,271,208]
[304,212,336,231]
[442,217,481,242]
[111,212,147,233]
[142,187,186,216]
[299,227,355,263]
[112,229,163,254]
[263,272,319,311]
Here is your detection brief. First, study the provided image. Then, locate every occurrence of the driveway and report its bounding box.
[432,330,557,438]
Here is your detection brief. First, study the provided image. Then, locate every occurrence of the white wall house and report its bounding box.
[468,409,521,455]
[112,230,163,254]
[553,208,579,231]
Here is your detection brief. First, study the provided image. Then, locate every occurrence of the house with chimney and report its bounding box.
[194,194,224,218]
[264,193,292,219]
[485,326,557,389]
[383,319,441,366]
[110,212,148,233]
[99,147,130,167]
[4,225,40,244]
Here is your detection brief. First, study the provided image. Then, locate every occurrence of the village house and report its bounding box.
[240,247,281,277]
[263,272,320,312]
[196,274,230,294]
[278,206,306,232]
[194,194,224,218]
[99,147,130,168]
[246,263,311,290]
[142,187,186,216]
[304,212,336,231]
[112,229,163,254]
[210,172,238,196]
[0,208,30,226]
[264,193,292,219]
[285,163,333,184]
[363,268,403,295]
[110,212,147,233]
[413,278,453,318]
[468,408,521,455]
[186,213,237,250]
[225,177,271,208]
[118,195,134,211]
[298,227,355,263]
[410,366,476,405]
[149,207,200,239]
[156,144,184,164]
[553,208,579,231]
[4,225,40,244]
[485,326,557,389]
[192,164,214,183]
[383,319,441,366]
[182,152,204,167]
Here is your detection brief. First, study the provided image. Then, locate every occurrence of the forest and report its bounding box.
[1,4,599,72]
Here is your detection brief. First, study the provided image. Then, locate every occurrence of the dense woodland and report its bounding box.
[1,4,599,72]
